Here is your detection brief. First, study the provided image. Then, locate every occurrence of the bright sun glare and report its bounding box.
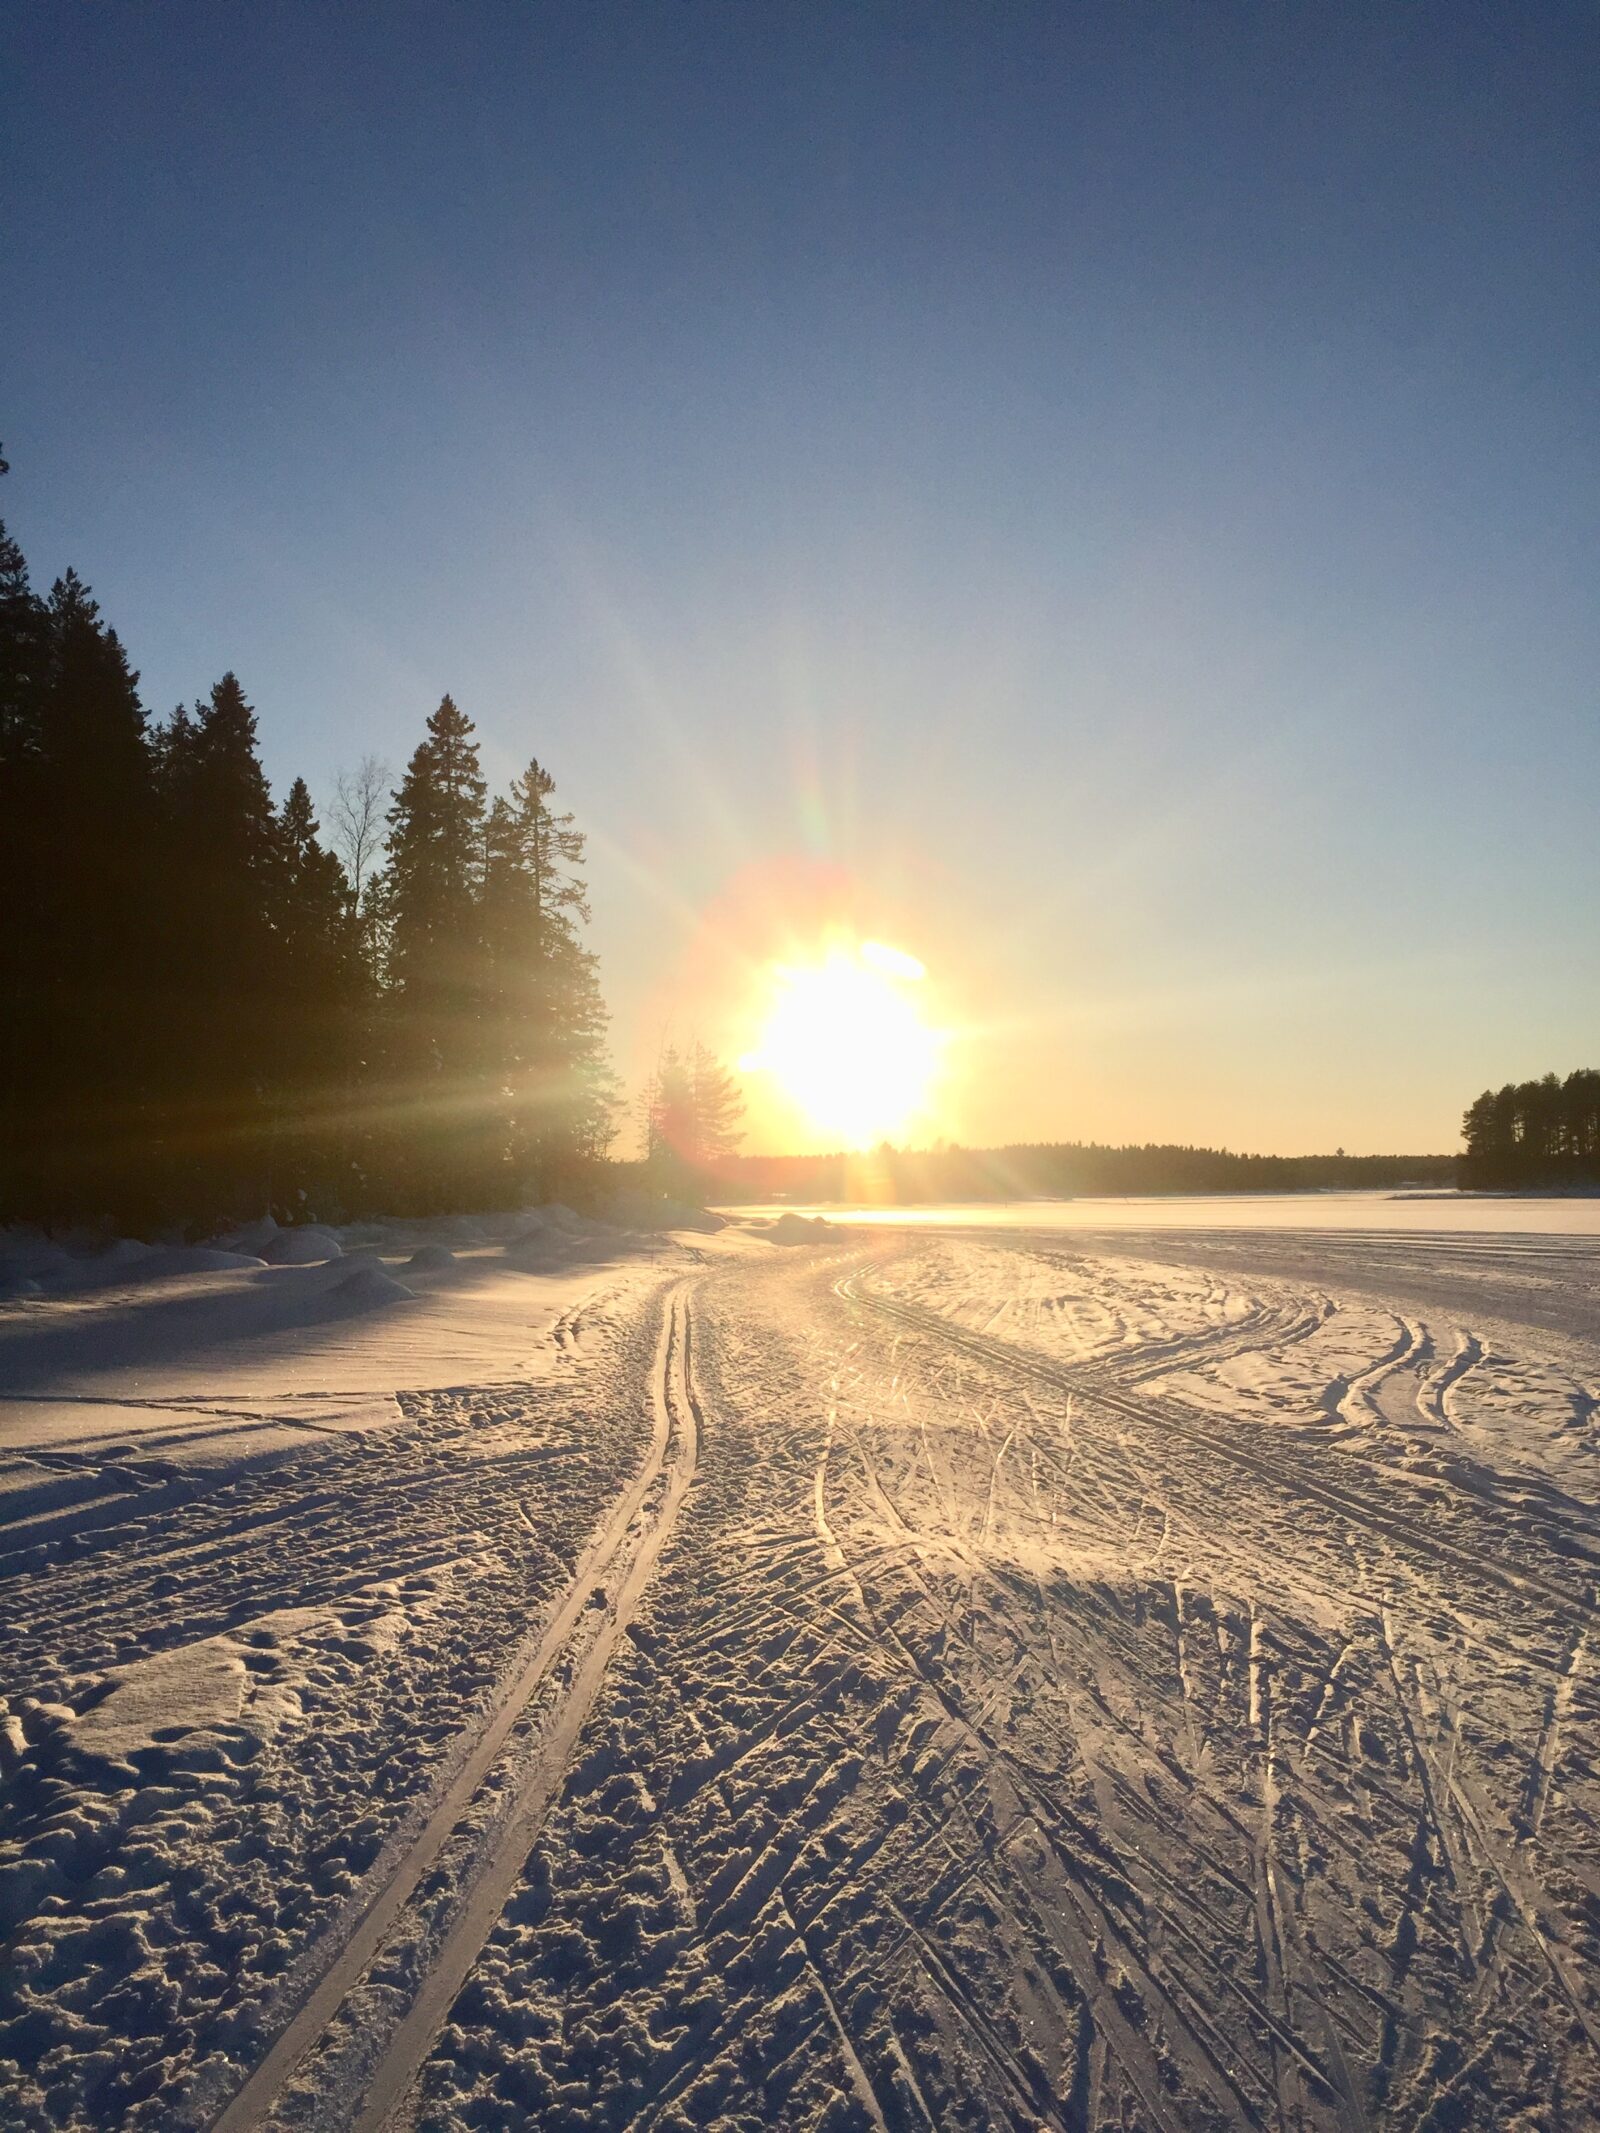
[739,938,942,1147]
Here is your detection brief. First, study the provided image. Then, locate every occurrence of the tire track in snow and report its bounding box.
[210,1283,702,2133]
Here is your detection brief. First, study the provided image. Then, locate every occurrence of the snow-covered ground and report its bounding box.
[735,1186,1600,1235]
[2,1205,1596,2129]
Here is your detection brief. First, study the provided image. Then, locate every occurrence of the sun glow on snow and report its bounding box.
[739,938,942,1147]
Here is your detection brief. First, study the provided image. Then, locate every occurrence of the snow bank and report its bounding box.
[323,1262,414,1311]
[0,1236,271,1294]
[0,1205,683,1545]
[258,1226,343,1265]
[757,1211,842,1246]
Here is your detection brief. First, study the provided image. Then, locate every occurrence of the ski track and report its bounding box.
[1,1230,1597,2130]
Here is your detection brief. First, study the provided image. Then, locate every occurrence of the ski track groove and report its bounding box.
[840,1271,1592,1626]
[208,1282,702,2133]
[12,1229,1598,2133]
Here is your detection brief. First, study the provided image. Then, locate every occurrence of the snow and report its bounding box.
[735,1185,1600,1234]
[743,1209,844,1245]
[1,1200,1597,2130]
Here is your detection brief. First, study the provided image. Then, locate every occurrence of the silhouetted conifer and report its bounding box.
[0,486,619,1225]
[1461,1070,1600,1188]
[380,695,488,1205]
[479,760,616,1200]
[643,1042,744,1200]
[267,777,360,1213]
[23,571,159,1217]
[151,674,282,1218]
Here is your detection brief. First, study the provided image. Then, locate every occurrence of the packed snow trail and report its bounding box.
[2,1225,1597,2131]
[400,1240,1597,2132]
[211,1286,701,2131]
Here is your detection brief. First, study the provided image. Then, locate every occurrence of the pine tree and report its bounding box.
[152,673,283,1218]
[380,695,488,1204]
[690,1044,745,1162]
[28,571,159,1217]
[0,518,625,1227]
[276,776,354,958]
[643,1041,743,1200]
[266,777,360,1214]
[0,521,49,1208]
[481,758,616,1199]
[0,521,46,767]
[383,696,486,1010]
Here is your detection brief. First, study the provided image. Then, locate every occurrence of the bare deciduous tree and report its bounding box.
[328,753,392,900]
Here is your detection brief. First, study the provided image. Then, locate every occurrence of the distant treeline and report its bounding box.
[0,505,614,1230]
[709,1142,1458,1205]
[1461,1071,1600,1190]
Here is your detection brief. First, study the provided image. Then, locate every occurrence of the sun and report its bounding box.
[740,938,942,1146]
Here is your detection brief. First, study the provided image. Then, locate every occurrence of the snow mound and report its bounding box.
[675,1205,728,1233]
[51,1237,267,1279]
[211,1216,282,1256]
[762,1211,842,1246]
[404,1244,457,1275]
[128,1245,268,1279]
[541,1203,599,1237]
[45,1239,154,1289]
[259,1226,343,1266]
[0,1233,73,1288]
[0,1237,267,1292]
[619,1197,727,1233]
[507,1205,622,1260]
[327,1263,414,1310]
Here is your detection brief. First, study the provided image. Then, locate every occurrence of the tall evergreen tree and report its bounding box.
[643,1041,744,1199]
[266,777,361,1213]
[152,673,282,1217]
[383,695,486,1011]
[0,504,624,1226]
[0,520,49,1210]
[380,695,487,1204]
[1461,1068,1600,1188]
[0,522,45,766]
[479,758,615,1199]
[25,571,159,1216]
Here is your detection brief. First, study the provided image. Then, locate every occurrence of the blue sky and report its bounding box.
[7,2,1597,1153]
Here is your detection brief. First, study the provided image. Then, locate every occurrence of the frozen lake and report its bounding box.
[730,1187,1600,1235]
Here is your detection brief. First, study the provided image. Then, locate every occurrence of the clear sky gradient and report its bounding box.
[7,3,1597,1155]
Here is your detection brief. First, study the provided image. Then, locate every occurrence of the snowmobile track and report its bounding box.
[838,1269,1594,1626]
[210,1282,703,2133]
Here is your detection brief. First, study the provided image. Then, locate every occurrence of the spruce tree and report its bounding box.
[485,758,615,1200]
[30,572,158,1217]
[0,522,48,1210]
[643,1041,743,1201]
[380,695,487,1205]
[0,522,45,767]
[267,777,360,1213]
[152,673,282,1218]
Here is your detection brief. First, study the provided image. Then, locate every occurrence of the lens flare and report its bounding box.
[740,938,942,1146]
